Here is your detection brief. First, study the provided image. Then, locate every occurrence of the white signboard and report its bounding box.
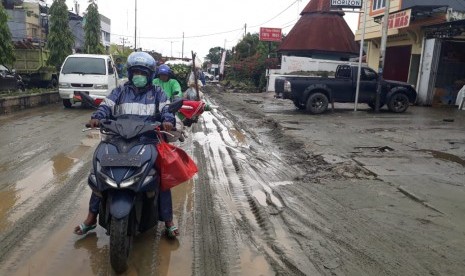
[330,0,362,9]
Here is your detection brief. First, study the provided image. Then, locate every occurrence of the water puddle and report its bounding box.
[51,153,76,176]
[252,190,268,206]
[252,187,283,209]
[240,247,273,275]
[228,128,247,145]
[0,133,99,230]
[418,149,465,167]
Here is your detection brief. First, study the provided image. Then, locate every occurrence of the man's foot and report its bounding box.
[74,223,97,235]
[74,213,97,235]
[165,222,179,239]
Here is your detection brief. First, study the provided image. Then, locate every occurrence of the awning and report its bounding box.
[423,19,465,39]
[374,5,448,24]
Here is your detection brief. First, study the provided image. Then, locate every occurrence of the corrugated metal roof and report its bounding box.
[279,0,358,56]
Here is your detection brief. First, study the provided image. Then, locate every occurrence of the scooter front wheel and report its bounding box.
[110,215,132,273]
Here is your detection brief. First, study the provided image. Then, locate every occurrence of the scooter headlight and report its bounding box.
[101,174,118,188]
[120,175,141,188]
[119,163,148,188]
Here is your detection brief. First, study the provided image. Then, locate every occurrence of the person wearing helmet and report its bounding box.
[74,51,180,238]
[152,64,182,101]
[153,64,186,143]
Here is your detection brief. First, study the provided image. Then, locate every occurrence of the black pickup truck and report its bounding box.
[275,64,417,114]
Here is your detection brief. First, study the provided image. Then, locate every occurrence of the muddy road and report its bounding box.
[1,86,465,276]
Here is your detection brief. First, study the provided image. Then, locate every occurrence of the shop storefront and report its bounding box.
[417,20,465,106]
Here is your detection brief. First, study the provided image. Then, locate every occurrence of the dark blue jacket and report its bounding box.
[91,83,175,126]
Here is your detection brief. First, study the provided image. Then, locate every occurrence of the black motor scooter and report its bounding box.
[80,92,182,273]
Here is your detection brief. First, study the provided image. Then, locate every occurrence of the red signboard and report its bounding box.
[259,27,282,42]
[388,9,411,30]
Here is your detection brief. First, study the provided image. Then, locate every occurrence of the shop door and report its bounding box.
[384,45,412,82]
[417,39,441,105]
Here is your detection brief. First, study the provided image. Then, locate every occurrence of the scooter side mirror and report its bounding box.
[168,98,184,113]
[79,91,99,109]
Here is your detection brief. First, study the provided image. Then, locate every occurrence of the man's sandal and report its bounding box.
[74,223,97,235]
[166,225,179,238]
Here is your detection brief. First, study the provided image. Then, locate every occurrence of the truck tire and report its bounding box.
[48,77,58,89]
[17,83,25,92]
[306,92,328,114]
[293,99,305,110]
[368,101,384,110]
[387,93,410,113]
[63,99,72,108]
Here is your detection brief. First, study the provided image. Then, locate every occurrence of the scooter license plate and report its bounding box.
[101,153,142,167]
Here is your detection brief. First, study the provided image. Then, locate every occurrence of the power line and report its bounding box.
[110,0,300,41]
[249,0,300,28]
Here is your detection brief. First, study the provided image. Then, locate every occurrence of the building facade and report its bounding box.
[6,1,48,46]
[355,0,465,106]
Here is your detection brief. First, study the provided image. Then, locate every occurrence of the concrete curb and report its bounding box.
[0,91,60,114]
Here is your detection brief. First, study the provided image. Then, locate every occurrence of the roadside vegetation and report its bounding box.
[0,2,15,66]
[0,88,56,98]
[205,33,281,92]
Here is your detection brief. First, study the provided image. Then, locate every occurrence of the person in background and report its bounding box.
[153,64,185,144]
[115,58,124,79]
[153,64,182,101]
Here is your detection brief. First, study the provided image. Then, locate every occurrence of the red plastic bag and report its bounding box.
[156,141,198,191]
[179,100,206,119]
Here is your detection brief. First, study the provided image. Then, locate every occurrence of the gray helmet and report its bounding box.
[126,51,156,82]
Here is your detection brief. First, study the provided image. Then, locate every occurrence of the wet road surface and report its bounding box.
[1,88,465,275]
[0,101,301,275]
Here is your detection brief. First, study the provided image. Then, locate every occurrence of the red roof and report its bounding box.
[279,0,358,56]
[301,0,332,13]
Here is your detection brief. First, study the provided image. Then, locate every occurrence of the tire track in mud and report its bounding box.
[204,89,465,276]
[191,117,243,275]
[191,102,318,275]
[0,158,92,267]
[205,93,396,275]
[224,146,310,276]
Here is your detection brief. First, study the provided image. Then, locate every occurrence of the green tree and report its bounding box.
[0,3,15,65]
[110,43,132,58]
[47,0,74,68]
[205,46,222,64]
[84,0,104,54]
[228,32,282,90]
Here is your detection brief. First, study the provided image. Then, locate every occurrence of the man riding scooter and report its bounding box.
[74,51,180,238]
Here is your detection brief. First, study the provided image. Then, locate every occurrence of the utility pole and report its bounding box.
[166,40,177,59]
[134,0,137,51]
[375,0,391,112]
[182,32,184,59]
[354,0,368,111]
[120,37,129,53]
[244,23,247,36]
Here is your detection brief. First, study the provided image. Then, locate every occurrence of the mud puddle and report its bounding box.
[417,149,465,167]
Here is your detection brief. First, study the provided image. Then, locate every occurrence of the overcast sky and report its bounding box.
[45,0,359,61]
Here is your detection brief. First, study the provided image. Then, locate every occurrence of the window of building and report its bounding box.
[31,28,37,37]
[372,0,386,11]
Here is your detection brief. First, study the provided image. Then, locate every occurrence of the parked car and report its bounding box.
[275,64,417,114]
[58,54,122,108]
[0,64,25,92]
[203,71,215,81]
